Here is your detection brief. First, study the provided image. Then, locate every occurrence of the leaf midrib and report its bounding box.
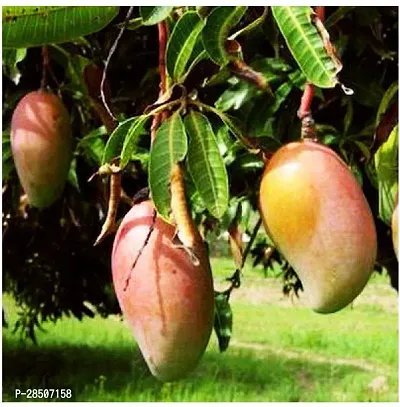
[284,7,329,81]
[3,7,69,20]
[173,18,203,79]
[188,112,221,214]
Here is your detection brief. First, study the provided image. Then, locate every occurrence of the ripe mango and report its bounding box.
[392,203,398,259]
[112,200,214,381]
[11,91,72,209]
[259,140,377,313]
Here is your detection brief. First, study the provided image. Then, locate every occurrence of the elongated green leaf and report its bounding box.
[216,81,258,112]
[271,6,341,88]
[166,11,205,82]
[119,17,143,31]
[182,40,207,82]
[202,6,247,66]
[216,57,296,113]
[2,132,14,181]
[149,113,188,220]
[140,6,173,26]
[120,116,151,168]
[229,6,268,40]
[185,111,229,218]
[214,292,233,352]
[376,81,398,127]
[50,48,92,98]
[102,116,149,166]
[325,6,356,28]
[77,126,107,166]
[375,124,398,225]
[211,108,248,146]
[2,48,27,83]
[2,6,118,48]
[268,82,293,115]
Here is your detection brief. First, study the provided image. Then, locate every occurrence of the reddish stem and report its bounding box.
[297,84,315,120]
[297,6,325,130]
[315,6,325,21]
[158,21,168,96]
[151,21,169,143]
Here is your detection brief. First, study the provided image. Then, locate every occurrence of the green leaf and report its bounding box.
[67,158,80,191]
[184,47,207,81]
[166,11,205,82]
[2,132,14,181]
[229,7,268,40]
[343,99,353,136]
[102,116,149,166]
[248,81,294,136]
[233,153,265,172]
[215,57,295,112]
[140,6,173,26]
[202,6,247,66]
[239,199,253,231]
[149,112,188,220]
[214,292,233,352]
[353,140,371,162]
[50,47,92,98]
[271,6,342,88]
[2,6,119,48]
[77,126,107,166]
[185,111,229,218]
[214,110,248,147]
[120,116,151,168]
[120,17,143,31]
[2,48,27,83]
[350,162,363,187]
[376,81,398,127]
[265,81,293,115]
[325,6,356,28]
[375,125,398,225]
[216,81,259,112]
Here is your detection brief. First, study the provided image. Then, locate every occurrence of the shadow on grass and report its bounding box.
[2,334,380,402]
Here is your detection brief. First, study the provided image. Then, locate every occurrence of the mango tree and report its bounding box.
[2,6,398,381]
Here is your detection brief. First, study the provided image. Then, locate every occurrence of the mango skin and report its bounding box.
[112,201,214,382]
[11,91,72,209]
[392,204,398,259]
[259,140,377,313]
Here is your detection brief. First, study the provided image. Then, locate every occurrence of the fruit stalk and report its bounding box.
[40,46,49,90]
[151,21,169,144]
[297,6,325,139]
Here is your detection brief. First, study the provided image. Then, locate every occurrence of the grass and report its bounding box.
[2,257,398,402]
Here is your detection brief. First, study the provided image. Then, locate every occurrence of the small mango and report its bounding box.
[11,91,72,208]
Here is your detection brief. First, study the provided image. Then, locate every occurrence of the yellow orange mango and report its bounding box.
[11,91,72,208]
[112,200,214,381]
[259,140,377,313]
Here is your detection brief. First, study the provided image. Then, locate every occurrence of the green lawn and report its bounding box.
[2,258,398,402]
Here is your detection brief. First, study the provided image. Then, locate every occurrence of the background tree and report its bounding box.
[2,6,398,345]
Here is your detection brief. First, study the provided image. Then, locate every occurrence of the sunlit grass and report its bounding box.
[2,258,398,402]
